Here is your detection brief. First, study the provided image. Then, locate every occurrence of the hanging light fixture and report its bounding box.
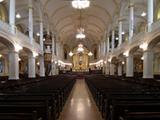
[76,27,86,39]
[72,0,90,9]
[69,51,73,56]
[77,43,84,52]
[75,10,86,39]
[88,51,93,56]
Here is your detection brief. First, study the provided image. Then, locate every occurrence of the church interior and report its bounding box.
[0,0,160,120]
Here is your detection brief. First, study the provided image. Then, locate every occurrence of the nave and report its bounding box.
[59,79,103,120]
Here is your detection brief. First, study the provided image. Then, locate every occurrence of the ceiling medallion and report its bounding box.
[72,0,90,9]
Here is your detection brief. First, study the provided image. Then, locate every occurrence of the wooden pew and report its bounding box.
[85,75,160,120]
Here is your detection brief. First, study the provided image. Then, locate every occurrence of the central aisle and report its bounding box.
[59,79,103,120]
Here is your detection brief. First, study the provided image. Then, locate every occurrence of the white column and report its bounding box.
[129,3,134,42]
[39,21,45,77]
[40,21,43,51]
[98,44,100,58]
[154,57,160,74]
[9,51,19,80]
[123,62,126,74]
[143,50,153,78]
[51,34,55,75]
[110,63,115,75]
[105,62,110,75]
[52,62,56,75]
[4,57,8,76]
[101,41,104,57]
[118,20,122,46]
[103,41,106,56]
[126,55,134,77]
[111,30,115,51]
[118,63,122,76]
[147,0,154,32]
[9,0,16,34]
[28,0,33,44]
[56,41,59,57]
[39,56,45,77]
[28,54,35,78]
[107,37,110,53]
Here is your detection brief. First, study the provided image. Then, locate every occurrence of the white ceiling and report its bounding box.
[3,0,152,49]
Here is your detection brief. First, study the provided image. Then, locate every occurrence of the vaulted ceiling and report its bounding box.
[4,0,149,49]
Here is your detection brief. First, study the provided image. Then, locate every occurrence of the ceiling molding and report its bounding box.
[54,13,107,29]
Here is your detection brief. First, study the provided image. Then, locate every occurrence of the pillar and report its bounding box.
[40,21,43,51]
[52,62,56,75]
[147,0,154,32]
[103,41,106,56]
[126,55,134,77]
[129,3,134,42]
[39,56,45,77]
[110,63,115,75]
[118,63,122,76]
[52,33,56,75]
[111,30,115,51]
[154,57,160,74]
[9,0,16,34]
[98,44,101,58]
[107,36,110,53]
[143,50,153,78]
[9,51,19,80]
[4,57,8,76]
[28,0,33,44]
[28,54,35,78]
[105,62,110,75]
[118,20,122,46]
[39,20,45,77]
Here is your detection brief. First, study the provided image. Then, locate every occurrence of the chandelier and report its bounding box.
[69,51,74,56]
[76,28,86,39]
[72,0,90,9]
[77,44,84,52]
[88,51,93,56]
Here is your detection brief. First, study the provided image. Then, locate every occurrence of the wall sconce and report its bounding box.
[14,44,23,52]
[33,52,38,57]
[139,43,148,51]
[123,51,129,57]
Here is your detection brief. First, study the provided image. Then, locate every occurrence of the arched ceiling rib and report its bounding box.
[41,0,117,49]
[7,0,149,50]
[54,13,107,29]
[58,21,103,35]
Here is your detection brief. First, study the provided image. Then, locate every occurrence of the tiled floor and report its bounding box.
[59,79,103,120]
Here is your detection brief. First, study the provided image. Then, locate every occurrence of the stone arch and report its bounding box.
[0,36,14,50]
[148,35,160,50]
[111,56,119,64]
[19,47,33,77]
[129,46,140,55]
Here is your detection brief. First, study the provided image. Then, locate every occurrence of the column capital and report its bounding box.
[28,6,33,9]
[8,50,19,54]
[128,3,134,8]
[118,17,125,22]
